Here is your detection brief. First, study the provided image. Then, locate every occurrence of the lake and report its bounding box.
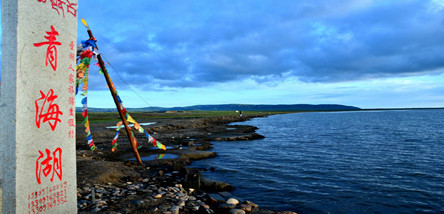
[191,110,444,213]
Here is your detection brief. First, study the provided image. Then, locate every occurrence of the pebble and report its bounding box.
[226,198,239,205]
[170,205,180,213]
[77,169,263,213]
[229,209,246,214]
[201,204,210,209]
[219,203,236,209]
[244,200,259,208]
[219,191,232,198]
[96,200,107,206]
[239,204,252,212]
[153,193,163,199]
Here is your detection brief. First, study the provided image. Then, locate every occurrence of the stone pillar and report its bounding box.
[1,0,78,213]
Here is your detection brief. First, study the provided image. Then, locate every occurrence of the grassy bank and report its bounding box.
[76,110,288,124]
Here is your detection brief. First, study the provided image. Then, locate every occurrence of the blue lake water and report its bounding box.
[191,110,444,213]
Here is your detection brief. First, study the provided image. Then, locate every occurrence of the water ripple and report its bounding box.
[194,110,444,213]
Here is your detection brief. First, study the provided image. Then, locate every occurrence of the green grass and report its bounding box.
[76,110,285,124]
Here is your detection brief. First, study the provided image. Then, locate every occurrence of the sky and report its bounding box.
[2,0,444,108]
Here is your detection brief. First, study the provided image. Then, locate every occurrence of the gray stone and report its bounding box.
[91,208,102,213]
[133,200,145,205]
[96,200,107,206]
[177,200,186,207]
[239,204,252,212]
[1,0,78,213]
[159,204,172,211]
[226,198,240,205]
[244,200,259,208]
[171,205,180,210]
[200,204,210,209]
[218,191,233,198]
[153,193,163,199]
[208,193,225,203]
[218,203,236,209]
[230,209,246,214]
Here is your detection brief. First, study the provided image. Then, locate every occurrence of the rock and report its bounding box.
[177,200,186,207]
[133,199,145,205]
[153,193,163,199]
[208,193,225,203]
[276,212,298,214]
[229,209,246,214]
[200,208,215,214]
[176,192,185,198]
[189,188,195,193]
[218,203,236,209]
[170,205,180,214]
[238,204,252,212]
[244,200,259,208]
[200,204,210,209]
[95,200,107,206]
[201,178,235,192]
[158,170,164,177]
[159,204,172,212]
[226,198,239,205]
[218,191,232,198]
[91,207,101,213]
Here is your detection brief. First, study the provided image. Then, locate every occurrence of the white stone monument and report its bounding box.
[1,0,78,213]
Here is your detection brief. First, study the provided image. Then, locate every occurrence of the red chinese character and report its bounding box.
[35,148,62,184]
[50,0,65,17]
[34,26,62,71]
[69,52,75,61]
[66,0,77,17]
[69,41,74,50]
[68,97,75,106]
[35,89,63,131]
[68,73,75,84]
[68,130,74,138]
[69,107,74,116]
[68,86,75,94]
[52,148,62,182]
[68,119,75,127]
[68,64,75,72]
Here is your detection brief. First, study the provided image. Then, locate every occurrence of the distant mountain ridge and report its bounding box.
[77,104,360,112]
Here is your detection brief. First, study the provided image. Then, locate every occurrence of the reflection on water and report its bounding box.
[106,122,156,129]
[128,153,178,161]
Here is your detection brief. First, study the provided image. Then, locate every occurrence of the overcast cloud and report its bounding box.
[1,0,444,108]
[76,0,444,90]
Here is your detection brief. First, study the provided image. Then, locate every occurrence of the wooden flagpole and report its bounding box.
[82,19,143,165]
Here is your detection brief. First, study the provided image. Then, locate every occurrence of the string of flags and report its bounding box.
[75,38,166,152]
[76,46,95,150]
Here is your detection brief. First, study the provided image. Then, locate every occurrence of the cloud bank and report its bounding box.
[77,0,444,91]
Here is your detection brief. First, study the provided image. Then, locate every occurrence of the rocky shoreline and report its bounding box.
[76,114,296,214]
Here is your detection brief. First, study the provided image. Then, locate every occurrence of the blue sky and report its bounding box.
[2,0,444,108]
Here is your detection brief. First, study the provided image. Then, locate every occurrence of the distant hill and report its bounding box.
[77,104,360,112]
